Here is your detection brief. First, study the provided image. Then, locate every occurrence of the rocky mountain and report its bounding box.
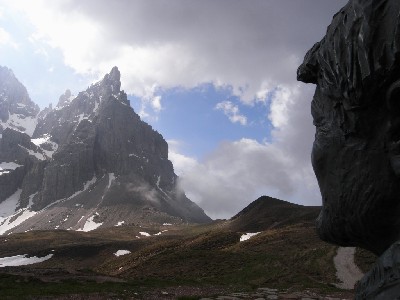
[0,66,211,235]
[0,66,39,137]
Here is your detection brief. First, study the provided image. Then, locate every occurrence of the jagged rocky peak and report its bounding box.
[0,66,39,136]
[57,89,74,108]
[0,66,211,235]
[105,66,121,90]
[85,66,128,107]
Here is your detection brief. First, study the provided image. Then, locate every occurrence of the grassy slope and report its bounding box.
[0,224,342,299]
[0,198,368,299]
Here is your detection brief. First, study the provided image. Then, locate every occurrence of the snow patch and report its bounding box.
[32,134,58,158]
[163,223,172,226]
[0,191,39,235]
[139,232,151,237]
[0,162,23,170]
[0,209,37,235]
[0,113,37,136]
[114,250,131,257]
[333,247,364,290]
[0,162,23,175]
[19,145,46,160]
[84,176,97,190]
[27,193,37,208]
[115,221,125,227]
[77,213,102,232]
[67,175,97,200]
[240,232,261,242]
[154,230,168,236]
[0,189,21,218]
[31,134,50,146]
[0,254,53,267]
[107,173,115,189]
[76,113,87,124]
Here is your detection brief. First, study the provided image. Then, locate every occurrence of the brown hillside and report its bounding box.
[229,196,321,232]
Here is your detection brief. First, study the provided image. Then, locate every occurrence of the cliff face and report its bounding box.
[0,67,211,235]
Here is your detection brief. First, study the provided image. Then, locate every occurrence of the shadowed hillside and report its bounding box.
[230,196,321,232]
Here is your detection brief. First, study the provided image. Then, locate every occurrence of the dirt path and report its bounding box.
[333,247,364,289]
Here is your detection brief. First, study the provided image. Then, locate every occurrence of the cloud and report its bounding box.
[215,100,247,126]
[0,27,18,49]
[167,139,198,175]
[170,83,321,219]
[3,0,347,106]
[126,182,159,204]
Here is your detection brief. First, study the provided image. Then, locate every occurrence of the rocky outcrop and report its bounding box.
[0,66,211,235]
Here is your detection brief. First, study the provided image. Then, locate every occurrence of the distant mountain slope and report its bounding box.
[229,195,320,232]
[0,66,211,235]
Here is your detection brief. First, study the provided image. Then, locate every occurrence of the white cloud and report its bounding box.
[0,27,18,49]
[167,140,198,176]
[1,0,346,107]
[151,95,162,112]
[215,100,247,126]
[171,84,320,219]
[269,86,294,128]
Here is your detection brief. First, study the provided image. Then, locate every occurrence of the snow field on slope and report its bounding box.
[0,175,98,235]
[0,162,23,175]
[0,254,53,267]
[19,145,46,160]
[0,189,22,218]
[77,213,102,232]
[240,232,261,242]
[31,134,58,158]
[0,113,37,136]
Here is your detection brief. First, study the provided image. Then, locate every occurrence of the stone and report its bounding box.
[279,294,299,299]
[257,287,278,294]
[297,0,400,298]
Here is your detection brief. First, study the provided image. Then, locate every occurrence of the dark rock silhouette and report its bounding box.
[298,0,400,298]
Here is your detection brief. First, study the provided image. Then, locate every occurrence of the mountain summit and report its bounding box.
[0,67,211,234]
[0,66,39,136]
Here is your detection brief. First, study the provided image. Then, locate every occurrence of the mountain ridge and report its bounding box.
[0,66,211,235]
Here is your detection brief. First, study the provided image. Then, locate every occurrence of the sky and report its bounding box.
[0,0,348,219]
